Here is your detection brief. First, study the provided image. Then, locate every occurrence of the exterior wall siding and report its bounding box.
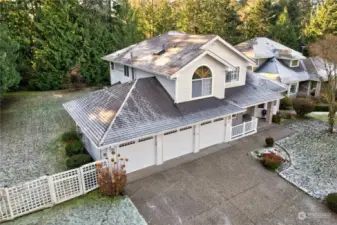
[175,55,226,103]
[156,76,176,100]
[110,63,132,84]
[207,40,249,89]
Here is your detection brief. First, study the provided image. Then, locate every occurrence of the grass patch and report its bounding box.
[0,88,94,187]
[306,112,337,122]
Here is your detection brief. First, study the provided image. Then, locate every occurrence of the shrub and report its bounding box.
[280,96,292,110]
[97,152,128,196]
[261,153,282,170]
[279,111,293,119]
[326,193,337,213]
[62,131,79,142]
[66,154,93,169]
[292,98,315,117]
[314,104,329,112]
[65,140,84,156]
[272,112,281,124]
[265,137,274,147]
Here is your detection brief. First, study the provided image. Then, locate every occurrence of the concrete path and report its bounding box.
[126,125,337,225]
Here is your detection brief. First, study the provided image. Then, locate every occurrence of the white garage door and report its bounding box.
[117,137,156,173]
[162,126,194,161]
[199,118,225,149]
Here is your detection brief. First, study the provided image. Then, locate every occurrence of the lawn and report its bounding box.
[277,119,337,199]
[3,191,147,225]
[307,111,337,122]
[0,89,94,187]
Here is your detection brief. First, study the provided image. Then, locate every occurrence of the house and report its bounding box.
[63,31,285,174]
[302,56,337,97]
[236,37,321,98]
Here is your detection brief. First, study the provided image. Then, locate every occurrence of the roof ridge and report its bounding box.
[98,79,138,146]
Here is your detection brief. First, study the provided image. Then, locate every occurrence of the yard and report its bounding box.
[277,118,337,199]
[0,89,147,225]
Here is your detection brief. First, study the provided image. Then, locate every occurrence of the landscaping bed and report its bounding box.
[277,119,337,199]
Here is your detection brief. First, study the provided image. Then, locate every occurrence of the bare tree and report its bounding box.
[309,35,337,133]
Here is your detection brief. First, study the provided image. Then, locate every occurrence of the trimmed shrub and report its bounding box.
[65,140,84,156]
[265,137,274,147]
[66,154,93,169]
[62,131,79,142]
[326,193,337,213]
[279,111,293,119]
[272,112,281,124]
[280,96,292,110]
[261,153,282,170]
[292,98,315,117]
[314,104,329,112]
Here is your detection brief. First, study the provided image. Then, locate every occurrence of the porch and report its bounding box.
[230,116,258,140]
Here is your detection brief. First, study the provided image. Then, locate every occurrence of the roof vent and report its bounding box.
[153,44,166,55]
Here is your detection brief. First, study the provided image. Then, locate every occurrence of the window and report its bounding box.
[232,114,237,119]
[131,68,135,79]
[290,60,299,67]
[289,83,297,94]
[258,103,265,108]
[226,67,240,83]
[111,62,114,70]
[124,65,129,77]
[192,66,212,98]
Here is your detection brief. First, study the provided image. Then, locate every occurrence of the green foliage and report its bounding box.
[271,7,298,50]
[66,154,93,169]
[272,112,281,124]
[304,0,337,43]
[62,131,79,142]
[293,98,316,117]
[0,25,21,94]
[65,140,84,156]
[279,110,293,119]
[265,137,275,147]
[314,104,329,112]
[280,96,293,110]
[326,193,337,213]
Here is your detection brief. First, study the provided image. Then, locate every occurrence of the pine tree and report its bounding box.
[270,7,298,50]
[304,0,337,42]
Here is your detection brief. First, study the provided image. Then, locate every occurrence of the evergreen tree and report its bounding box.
[241,0,279,39]
[270,7,298,50]
[304,0,337,42]
[0,25,21,94]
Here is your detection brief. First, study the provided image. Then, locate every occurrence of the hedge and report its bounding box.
[292,98,315,117]
[65,140,84,156]
[62,131,79,142]
[66,154,93,169]
[314,104,329,112]
[326,193,337,213]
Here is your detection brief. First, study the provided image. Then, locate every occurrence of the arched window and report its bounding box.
[192,66,212,98]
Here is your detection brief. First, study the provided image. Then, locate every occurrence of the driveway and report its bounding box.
[126,125,337,225]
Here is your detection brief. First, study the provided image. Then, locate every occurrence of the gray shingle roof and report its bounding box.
[225,82,283,108]
[236,37,305,60]
[63,82,134,145]
[256,58,310,83]
[302,57,333,82]
[102,31,215,76]
[64,77,244,147]
[246,71,288,92]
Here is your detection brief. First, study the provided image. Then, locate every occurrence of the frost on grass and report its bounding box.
[0,89,93,187]
[3,191,147,225]
[277,119,337,199]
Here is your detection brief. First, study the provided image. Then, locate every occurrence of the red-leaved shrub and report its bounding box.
[262,152,283,170]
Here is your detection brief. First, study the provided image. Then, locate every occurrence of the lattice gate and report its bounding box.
[0,189,12,221]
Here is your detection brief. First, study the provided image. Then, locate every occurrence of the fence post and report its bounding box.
[48,176,57,205]
[4,188,14,220]
[79,166,87,194]
[243,122,246,135]
[77,168,84,196]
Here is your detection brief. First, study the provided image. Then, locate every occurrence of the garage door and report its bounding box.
[162,126,194,161]
[199,118,225,149]
[117,137,156,173]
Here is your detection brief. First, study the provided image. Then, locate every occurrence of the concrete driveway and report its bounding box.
[126,125,337,225]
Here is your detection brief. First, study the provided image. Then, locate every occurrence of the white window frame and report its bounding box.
[191,66,213,99]
[290,60,299,67]
[289,83,297,95]
[226,67,240,83]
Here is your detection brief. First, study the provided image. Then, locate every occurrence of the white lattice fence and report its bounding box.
[0,160,107,222]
